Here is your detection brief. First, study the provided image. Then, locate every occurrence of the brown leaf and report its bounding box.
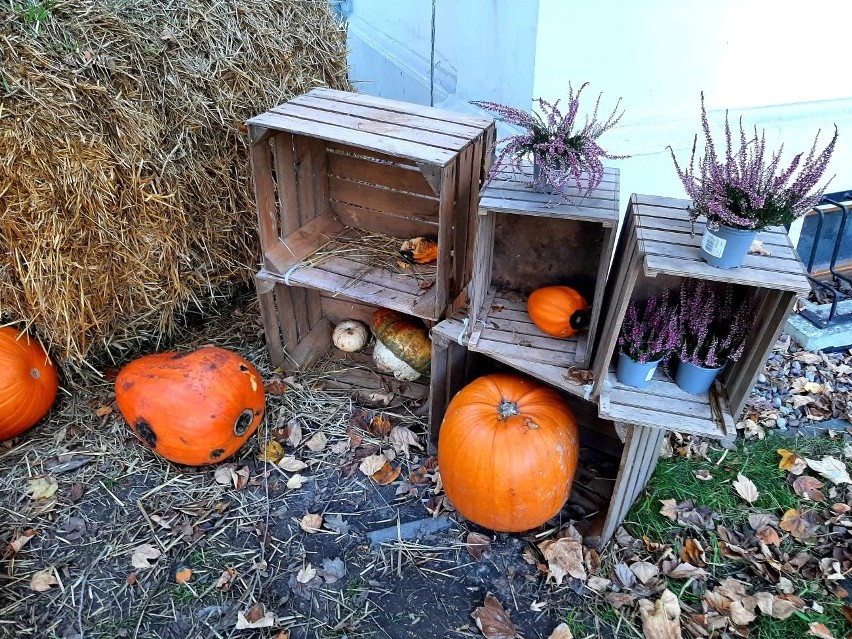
[95,405,113,417]
[369,415,393,437]
[371,461,401,485]
[807,622,835,639]
[131,544,162,570]
[305,432,327,452]
[175,567,192,584]
[630,560,660,585]
[755,525,781,546]
[733,473,760,503]
[471,593,519,639]
[29,568,58,592]
[541,537,586,584]
[299,513,323,534]
[265,379,287,396]
[638,590,682,639]
[278,456,308,472]
[587,575,612,592]
[235,603,275,629]
[792,475,825,501]
[729,600,756,626]
[665,561,708,580]
[779,508,813,540]
[466,532,492,561]
[286,418,303,447]
[69,482,85,502]
[7,529,36,556]
[547,623,574,639]
[605,592,636,608]
[695,469,713,481]
[660,499,678,521]
[359,453,387,477]
[680,538,707,567]
[389,425,422,457]
[258,440,285,464]
[216,566,237,591]
[126,572,138,585]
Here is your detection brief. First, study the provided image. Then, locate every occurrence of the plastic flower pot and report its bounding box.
[532,158,562,193]
[699,224,758,269]
[616,352,663,388]
[675,360,725,394]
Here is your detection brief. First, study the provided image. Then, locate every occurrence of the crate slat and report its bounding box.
[330,203,438,239]
[249,130,279,263]
[273,133,300,237]
[328,176,439,221]
[326,151,435,198]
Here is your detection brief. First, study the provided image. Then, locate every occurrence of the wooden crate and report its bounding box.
[465,163,619,395]
[591,194,811,439]
[430,316,665,549]
[255,269,429,404]
[247,88,495,322]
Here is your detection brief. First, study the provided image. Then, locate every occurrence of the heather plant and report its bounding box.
[472,82,627,197]
[618,292,680,364]
[670,93,838,231]
[678,279,756,368]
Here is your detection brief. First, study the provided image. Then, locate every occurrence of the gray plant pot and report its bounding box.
[675,360,725,394]
[616,352,663,388]
[699,224,758,269]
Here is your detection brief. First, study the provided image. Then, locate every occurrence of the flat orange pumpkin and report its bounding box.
[0,327,59,441]
[438,372,579,532]
[527,286,590,338]
[115,347,265,466]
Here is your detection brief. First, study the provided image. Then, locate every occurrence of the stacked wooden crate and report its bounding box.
[247,88,494,388]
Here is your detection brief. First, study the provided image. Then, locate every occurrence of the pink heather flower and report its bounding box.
[669,93,838,230]
[472,82,628,199]
[618,292,680,363]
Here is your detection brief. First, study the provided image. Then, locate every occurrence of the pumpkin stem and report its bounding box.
[497,399,520,420]
[233,409,254,436]
[569,309,590,330]
[30,368,41,380]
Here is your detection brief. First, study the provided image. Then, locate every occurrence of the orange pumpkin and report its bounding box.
[371,309,431,375]
[438,373,579,532]
[115,347,265,466]
[399,237,438,264]
[527,286,590,338]
[0,327,59,441]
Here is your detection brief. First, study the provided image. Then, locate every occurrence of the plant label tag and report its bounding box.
[645,366,656,382]
[701,231,726,258]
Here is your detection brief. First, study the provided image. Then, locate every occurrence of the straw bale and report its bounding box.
[0,0,349,371]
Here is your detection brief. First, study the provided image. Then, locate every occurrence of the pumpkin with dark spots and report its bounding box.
[115,346,265,466]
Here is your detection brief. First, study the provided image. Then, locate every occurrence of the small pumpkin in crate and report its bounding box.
[115,346,265,466]
[438,372,579,532]
[371,309,431,381]
[527,286,590,338]
[332,320,369,352]
[0,327,59,441]
[399,237,438,264]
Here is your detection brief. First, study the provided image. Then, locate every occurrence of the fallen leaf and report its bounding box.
[547,623,573,639]
[286,474,307,489]
[807,622,835,639]
[258,440,285,463]
[214,465,235,485]
[614,562,637,589]
[530,600,547,612]
[665,562,708,580]
[299,513,323,534]
[587,575,612,592]
[175,567,192,584]
[680,538,707,567]
[286,418,303,447]
[318,557,346,584]
[215,567,237,591]
[265,379,287,396]
[359,453,387,477]
[733,473,760,503]
[755,525,781,546]
[660,499,678,521]
[127,572,138,585]
[369,415,393,437]
[95,405,113,417]
[638,589,682,639]
[630,560,660,585]
[296,563,317,584]
[131,544,162,570]
[804,381,825,394]
[778,448,808,475]
[371,461,401,485]
[779,509,812,540]
[69,482,85,502]
[788,395,815,409]
[235,603,275,630]
[795,352,823,364]
[541,537,586,584]
[806,456,851,485]
[329,439,349,455]
[792,475,825,501]
[606,592,636,608]
[466,532,492,561]
[7,529,36,556]
[233,466,250,490]
[278,456,308,472]
[324,513,350,535]
[29,568,58,592]
[389,425,422,457]
[748,240,771,256]
[729,600,756,626]
[305,432,327,452]
[27,476,58,500]
[695,469,713,481]
[471,593,519,639]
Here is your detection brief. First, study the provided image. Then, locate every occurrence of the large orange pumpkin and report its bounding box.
[0,327,59,441]
[115,347,265,466]
[438,373,579,532]
[527,286,590,338]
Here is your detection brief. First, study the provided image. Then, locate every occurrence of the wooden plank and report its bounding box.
[453,145,475,306]
[429,329,454,454]
[290,285,311,343]
[307,254,433,297]
[291,92,484,141]
[480,349,588,400]
[471,338,582,368]
[435,162,456,319]
[462,135,486,292]
[247,111,458,167]
[255,276,286,369]
[326,151,435,197]
[264,211,345,274]
[271,282,297,361]
[478,195,618,224]
[273,132,300,237]
[308,86,494,129]
[597,424,644,548]
[310,137,330,221]
[328,176,439,221]
[643,254,810,293]
[637,224,791,249]
[482,181,618,208]
[608,383,716,420]
[306,287,323,332]
[600,389,726,438]
[319,293,377,326]
[325,141,417,168]
[249,135,278,260]
[467,287,497,349]
[468,212,496,333]
[476,326,579,354]
[331,203,437,239]
[272,101,470,152]
[489,162,620,182]
[641,239,808,275]
[587,224,618,368]
[289,319,332,372]
[293,135,317,226]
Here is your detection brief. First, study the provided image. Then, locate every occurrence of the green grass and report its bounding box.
[12,0,55,30]
[753,602,849,638]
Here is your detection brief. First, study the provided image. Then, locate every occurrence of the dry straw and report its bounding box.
[0,0,349,373]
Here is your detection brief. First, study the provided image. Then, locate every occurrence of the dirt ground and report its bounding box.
[0,292,611,639]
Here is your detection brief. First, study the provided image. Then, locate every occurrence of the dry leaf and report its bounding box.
[805,456,851,485]
[792,475,825,501]
[233,466,250,490]
[804,381,824,394]
[305,432,327,452]
[466,532,492,561]
[755,525,781,546]
[131,544,162,570]
[27,476,58,500]
[278,456,308,472]
[587,575,612,592]
[695,469,713,481]
[69,482,85,502]
[788,395,815,408]
[214,464,235,485]
[779,509,811,539]
[541,537,586,584]
[296,563,317,584]
[733,473,760,503]
[215,566,237,591]
[7,529,35,555]
[807,622,835,639]
[729,600,756,626]
[95,405,113,417]
[471,593,519,639]
[547,623,573,639]
[29,568,58,592]
[369,415,393,437]
[630,560,660,585]
[286,418,303,447]
[680,538,707,567]
[359,453,388,477]
[175,567,192,584]
[264,379,287,396]
[638,590,682,639]
[258,440,285,463]
[665,561,708,580]
[389,425,422,457]
[319,557,346,584]
[660,499,678,521]
[235,603,275,630]
[748,240,771,256]
[371,461,401,485]
[286,474,307,489]
[299,513,323,534]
